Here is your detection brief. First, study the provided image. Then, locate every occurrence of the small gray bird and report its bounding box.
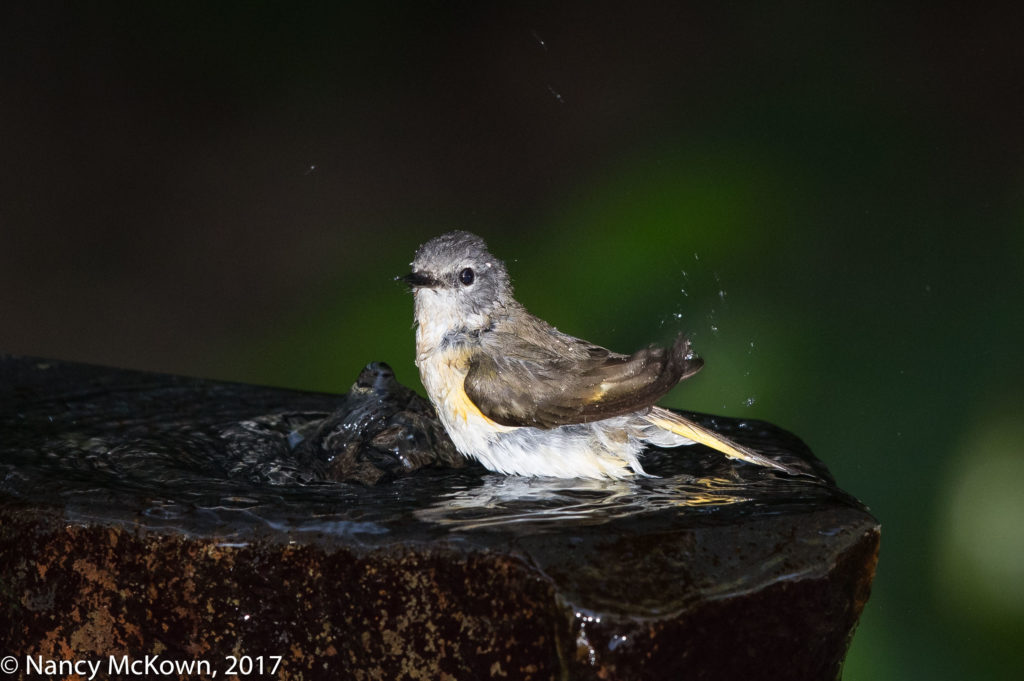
[404,231,796,479]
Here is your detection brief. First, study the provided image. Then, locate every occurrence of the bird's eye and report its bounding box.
[459,267,475,286]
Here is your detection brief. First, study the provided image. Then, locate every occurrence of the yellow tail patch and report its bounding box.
[646,407,797,474]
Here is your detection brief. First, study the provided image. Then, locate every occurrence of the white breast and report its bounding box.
[412,288,648,479]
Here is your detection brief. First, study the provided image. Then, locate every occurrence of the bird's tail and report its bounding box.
[645,406,801,475]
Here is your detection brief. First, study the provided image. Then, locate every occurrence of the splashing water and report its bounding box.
[547,85,565,104]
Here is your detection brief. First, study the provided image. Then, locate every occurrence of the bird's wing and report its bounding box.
[465,330,703,429]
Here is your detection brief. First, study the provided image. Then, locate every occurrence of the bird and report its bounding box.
[403,230,798,479]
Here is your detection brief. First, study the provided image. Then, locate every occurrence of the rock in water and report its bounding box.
[0,355,878,680]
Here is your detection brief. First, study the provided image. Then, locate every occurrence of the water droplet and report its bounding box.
[710,324,719,335]
[743,396,756,407]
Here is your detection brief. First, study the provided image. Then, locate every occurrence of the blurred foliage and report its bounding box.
[5,3,1024,679]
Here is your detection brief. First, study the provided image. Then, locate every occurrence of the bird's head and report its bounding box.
[402,231,514,335]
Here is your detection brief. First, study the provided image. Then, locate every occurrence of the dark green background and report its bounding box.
[3,4,1022,678]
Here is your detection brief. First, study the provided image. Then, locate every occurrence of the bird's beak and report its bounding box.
[401,271,439,289]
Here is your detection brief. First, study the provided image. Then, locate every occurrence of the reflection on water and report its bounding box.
[1,356,852,542]
[414,456,845,533]
[415,473,754,531]
[1,443,844,542]
[1,441,848,543]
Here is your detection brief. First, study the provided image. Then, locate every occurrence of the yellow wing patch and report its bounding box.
[450,383,515,431]
[429,348,515,432]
